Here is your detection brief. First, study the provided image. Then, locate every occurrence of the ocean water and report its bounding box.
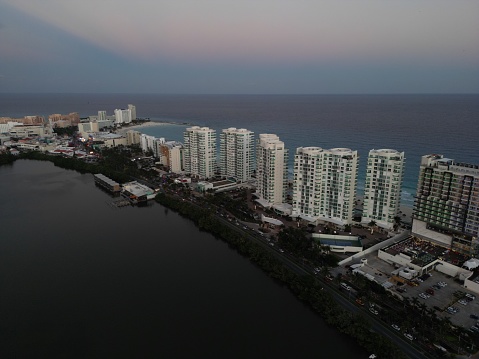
[1,93,478,207]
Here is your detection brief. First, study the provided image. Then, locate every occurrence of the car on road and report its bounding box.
[404,333,414,341]
[391,324,401,331]
[340,282,351,291]
[369,308,379,315]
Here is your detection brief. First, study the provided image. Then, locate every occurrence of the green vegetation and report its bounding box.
[155,192,406,359]
[0,153,16,166]
[205,190,256,222]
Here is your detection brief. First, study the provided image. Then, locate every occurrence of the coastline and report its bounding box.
[115,121,171,135]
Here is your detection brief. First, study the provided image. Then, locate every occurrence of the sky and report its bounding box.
[0,0,478,94]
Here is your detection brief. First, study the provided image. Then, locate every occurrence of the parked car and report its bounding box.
[391,324,401,331]
[426,288,434,296]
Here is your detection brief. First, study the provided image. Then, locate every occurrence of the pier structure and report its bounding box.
[93,173,121,193]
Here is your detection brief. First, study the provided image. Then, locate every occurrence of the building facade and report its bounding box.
[219,127,254,182]
[159,141,184,173]
[292,147,358,227]
[256,134,288,205]
[125,130,141,146]
[114,109,132,125]
[413,154,479,255]
[183,126,217,179]
[140,134,160,156]
[48,113,80,128]
[128,104,137,121]
[362,149,405,230]
[98,111,107,122]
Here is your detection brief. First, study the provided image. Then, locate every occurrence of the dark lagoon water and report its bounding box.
[0,160,367,358]
[1,93,478,207]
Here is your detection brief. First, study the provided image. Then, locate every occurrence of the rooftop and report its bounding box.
[382,236,470,267]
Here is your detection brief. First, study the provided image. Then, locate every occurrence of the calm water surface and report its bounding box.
[0,160,367,358]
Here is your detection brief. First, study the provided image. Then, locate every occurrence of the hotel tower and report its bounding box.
[362,149,405,230]
[256,134,288,205]
[183,126,217,179]
[413,154,479,255]
[292,147,358,227]
[219,128,254,182]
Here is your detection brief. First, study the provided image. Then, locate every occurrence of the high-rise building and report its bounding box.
[219,127,254,182]
[413,154,479,254]
[140,134,158,156]
[292,147,358,227]
[128,104,137,121]
[125,130,141,146]
[362,149,405,230]
[183,126,217,179]
[256,134,288,205]
[159,141,184,173]
[98,111,107,122]
[114,109,132,125]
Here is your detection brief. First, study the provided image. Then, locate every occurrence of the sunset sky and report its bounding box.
[1,0,478,94]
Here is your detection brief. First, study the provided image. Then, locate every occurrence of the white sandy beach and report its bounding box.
[115,121,170,135]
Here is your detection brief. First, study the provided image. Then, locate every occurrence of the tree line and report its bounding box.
[155,192,406,359]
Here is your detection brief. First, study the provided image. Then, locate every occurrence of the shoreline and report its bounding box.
[115,121,173,135]
[115,119,196,135]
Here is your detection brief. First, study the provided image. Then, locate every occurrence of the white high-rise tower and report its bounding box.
[292,147,358,227]
[256,134,288,205]
[219,127,254,182]
[362,149,405,230]
[183,126,217,179]
[128,104,137,121]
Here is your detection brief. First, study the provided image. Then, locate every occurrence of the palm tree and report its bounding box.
[410,296,420,309]
[368,220,377,234]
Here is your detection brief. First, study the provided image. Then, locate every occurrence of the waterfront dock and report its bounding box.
[94,173,121,193]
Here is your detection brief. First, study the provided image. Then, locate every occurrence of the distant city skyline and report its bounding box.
[1,1,478,94]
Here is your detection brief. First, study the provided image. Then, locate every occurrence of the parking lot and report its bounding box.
[400,271,479,328]
[335,251,479,330]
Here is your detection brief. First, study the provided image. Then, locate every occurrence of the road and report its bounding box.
[161,194,430,359]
